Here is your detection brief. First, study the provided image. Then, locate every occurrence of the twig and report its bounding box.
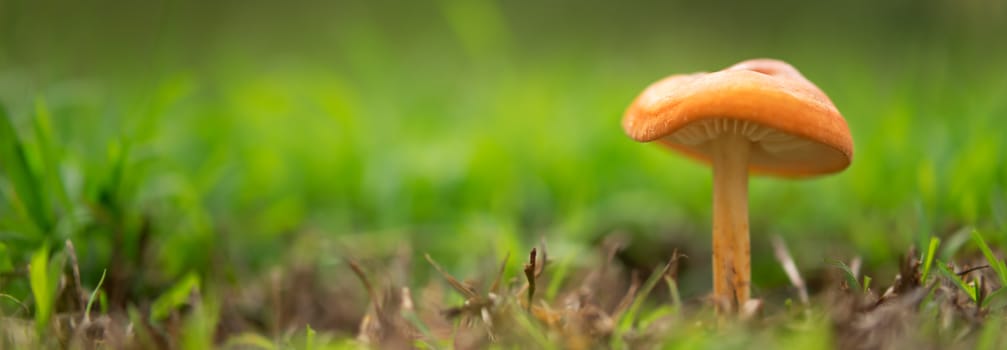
[64,239,86,314]
[515,241,549,302]
[347,258,381,316]
[599,235,625,289]
[523,248,537,310]
[664,249,686,280]
[612,270,641,319]
[772,236,809,305]
[956,265,990,276]
[536,238,547,278]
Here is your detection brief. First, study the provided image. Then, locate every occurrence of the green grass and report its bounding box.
[936,261,977,302]
[974,229,1007,285]
[83,268,106,321]
[28,243,53,334]
[921,236,940,284]
[1,0,1007,348]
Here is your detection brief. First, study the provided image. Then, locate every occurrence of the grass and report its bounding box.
[974,230,1007,285]
[920,236,940,284]
[1,0,1007,348]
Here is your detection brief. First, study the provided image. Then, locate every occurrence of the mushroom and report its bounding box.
[621,59,853,312]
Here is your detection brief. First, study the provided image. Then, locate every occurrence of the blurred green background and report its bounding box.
[1,0,1006,317]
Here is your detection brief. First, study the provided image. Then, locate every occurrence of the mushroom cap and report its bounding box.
[622,59,853,177]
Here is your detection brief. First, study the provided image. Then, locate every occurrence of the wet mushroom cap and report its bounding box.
[622,59,854,177]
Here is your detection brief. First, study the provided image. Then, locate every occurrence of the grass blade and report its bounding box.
[972,230,1007,285]
[977,314,1003,350]
[84,269,108,322]
[150,272,201,321]
[424,254,478,299]
[0,242,13,273]
[618,260,674,330]
[29,243,52,334]
[510,304,554,349]
[982,288,1007,311]
[224,332,278,350]
[305,324,316,350]
[830,260,862,292]
[32,98,74,227]
[664,276,682,311]
[936,261,976,302]
[0,104,50,234]
[920,236,940,283]
[545,254,571,301]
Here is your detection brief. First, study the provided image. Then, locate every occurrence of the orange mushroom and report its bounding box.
[622,58,853,312]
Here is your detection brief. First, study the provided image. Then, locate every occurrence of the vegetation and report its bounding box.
[1,0,1006,348]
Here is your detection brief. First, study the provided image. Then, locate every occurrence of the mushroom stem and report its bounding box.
[711,132,751,312]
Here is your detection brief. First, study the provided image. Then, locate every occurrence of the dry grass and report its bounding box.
[2,234,1005,349]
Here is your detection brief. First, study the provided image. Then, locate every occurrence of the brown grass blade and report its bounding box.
[424,254,479,299]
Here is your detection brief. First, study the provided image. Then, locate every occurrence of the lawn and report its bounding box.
[1,0,1006,348]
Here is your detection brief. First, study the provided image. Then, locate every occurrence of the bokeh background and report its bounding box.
[1,0,1006,332]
